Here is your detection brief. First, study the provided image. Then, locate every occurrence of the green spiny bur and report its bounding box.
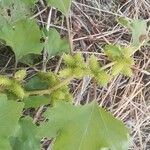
[59,68,72,78]
[60,53,87,78]
[89,55,111,85]
[112,61,124,76]
[122,47,134,58]
[14,69,26,81]
[104,44,123,60]
[112,57,134,76]
[104,44,135,77]
[7,80,25,99]
[0,75,26,99]
[50,86,73,104]
[0,76,12,87]
[95,71,112,85]
[63,54,75,67]
[38,71,58,86]
[88,55,100,71]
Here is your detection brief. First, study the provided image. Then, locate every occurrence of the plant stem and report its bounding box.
[28,77,73,96]
[42,8,52,71]
[101,62,114,70]
[28,61,114,96]
[50,76,73,91]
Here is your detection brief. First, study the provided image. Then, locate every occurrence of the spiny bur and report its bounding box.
[104,44,135,77]
[59,53,87,78]
[14,69,26,81]
[89,55,111,85]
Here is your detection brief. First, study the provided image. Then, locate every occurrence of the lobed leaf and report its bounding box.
[104,44,123,60]
[23,95,50,108]
[10,118,41,150]
[39,102,130,150]
[44,28,70,58]
[0,19,43,60]
[47,0,72,15]
[130,20,148,48]
[117,17,131,28]
[0,94,24,149]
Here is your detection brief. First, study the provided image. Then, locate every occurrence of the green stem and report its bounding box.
[27,77,73,96]
[101,62,114,70]
[27,62,114,96]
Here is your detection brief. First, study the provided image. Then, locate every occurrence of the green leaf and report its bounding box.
[23,95,50,108]
[0,138,11,150]
[0,16,8,28]
[24,75,49,91]
[104,44,123,60]
[24,72,73,103]
[39,102,129,150]
[117,17,131,28]
[0,0,36,6]
[19,54,40,65]
[44,28,69,58]
[22,0,37,6]
[117,18,149,49]
[0,19,43,60]
[10,118,41,150]
[47,0,71,15]
[9,2,31,22]
[0,0,13,6]
[0,94,24,149]
[0,0,35,24]
[130,20,148,48]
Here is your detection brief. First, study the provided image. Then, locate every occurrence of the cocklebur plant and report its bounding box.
[0,18,145,150]
[0,51,135,101]
[1,0,149,149]
[0,53,131,150]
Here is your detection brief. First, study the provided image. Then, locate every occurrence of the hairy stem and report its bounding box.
[101,62,114,70]
[28,77,73,96]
